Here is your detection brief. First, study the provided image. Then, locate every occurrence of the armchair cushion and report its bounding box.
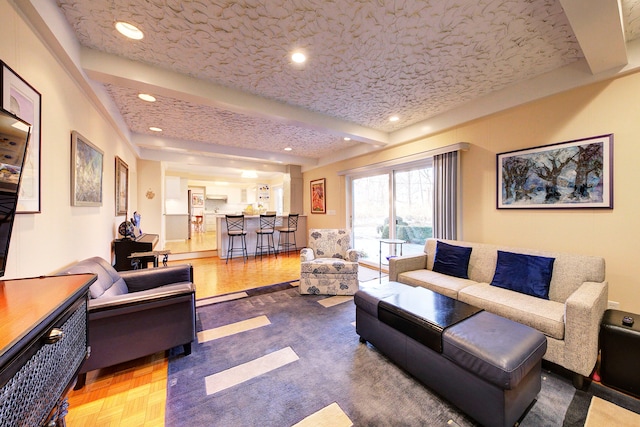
[300,258,359,275]
[308,229,356,260]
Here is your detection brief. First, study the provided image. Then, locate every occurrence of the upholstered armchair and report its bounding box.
[300,229,359,295]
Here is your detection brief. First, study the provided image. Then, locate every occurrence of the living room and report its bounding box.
[3,0,640,425]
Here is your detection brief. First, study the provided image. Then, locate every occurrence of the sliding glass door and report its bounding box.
[351,161,433,266]
[352,174,389,262]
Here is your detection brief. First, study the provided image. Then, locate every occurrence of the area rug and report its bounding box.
[166,287,640,426]
[358,265,385,282]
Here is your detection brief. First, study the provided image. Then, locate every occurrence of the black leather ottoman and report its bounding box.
[600,309,640,397]
[355,284,547,427]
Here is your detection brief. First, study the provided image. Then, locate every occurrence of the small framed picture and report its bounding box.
[310,178,326,214]
[115,156,128,215]
[71,131,103,207]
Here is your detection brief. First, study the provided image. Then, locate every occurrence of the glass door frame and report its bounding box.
[346,158,433,268]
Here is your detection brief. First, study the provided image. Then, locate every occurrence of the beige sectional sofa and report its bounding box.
[389,238,608,387]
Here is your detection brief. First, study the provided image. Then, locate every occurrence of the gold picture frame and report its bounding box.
[310,178,326,214]
[115,156,128,215]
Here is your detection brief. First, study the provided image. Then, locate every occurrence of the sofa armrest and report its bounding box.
[300,248,315,262]
[89,282,195,314]
[563,281,608,376]
[389,254,428,281]
[120,264,193,292]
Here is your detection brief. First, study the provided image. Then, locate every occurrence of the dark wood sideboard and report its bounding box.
[0,274,96,426]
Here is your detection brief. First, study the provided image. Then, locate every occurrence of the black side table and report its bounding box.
[600,308,640,397]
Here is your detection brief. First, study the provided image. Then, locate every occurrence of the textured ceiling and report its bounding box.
[45,0,640,175]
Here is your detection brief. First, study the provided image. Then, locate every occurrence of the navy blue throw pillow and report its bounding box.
[490,251,555,300]
[432,241,472,279]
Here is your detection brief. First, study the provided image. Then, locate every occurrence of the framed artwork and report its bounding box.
[1,61,41,213]
[497,134,613,209]
[310,178,326,214]
[71,131,103,207]
[192,193,204,207]
[115,156,128,215]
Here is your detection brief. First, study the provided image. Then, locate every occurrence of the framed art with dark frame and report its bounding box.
[310,178,326,214]
[1,61,41,213]
[115,156,128,216]
[71,131,103,207]
[497,134,613,209]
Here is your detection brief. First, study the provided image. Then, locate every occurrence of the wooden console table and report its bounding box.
[0,274,96,426]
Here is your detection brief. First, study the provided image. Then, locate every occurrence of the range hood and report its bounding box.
[206,194,228,201]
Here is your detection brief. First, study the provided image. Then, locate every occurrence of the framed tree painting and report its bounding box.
[310,178,326,214]
[71,131,103,206]
[115,156,128,215]
[1,61,41,213]
[497,134,613,209]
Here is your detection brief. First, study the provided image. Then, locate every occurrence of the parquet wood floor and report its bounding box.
[66,253,302,426]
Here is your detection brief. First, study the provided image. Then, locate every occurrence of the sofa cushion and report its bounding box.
[491,251,555,300]
[432,241,472,279]
[61,256,128,299]
[458,283,565,340]
[398,269,475,299]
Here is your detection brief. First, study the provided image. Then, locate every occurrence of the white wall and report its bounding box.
[1,0,139,277]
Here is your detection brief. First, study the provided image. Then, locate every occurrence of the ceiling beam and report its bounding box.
[81,48,389,147]
[132,133,318,166]
[559,0,628,74]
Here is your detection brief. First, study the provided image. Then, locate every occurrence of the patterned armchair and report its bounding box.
[300,229,359,295]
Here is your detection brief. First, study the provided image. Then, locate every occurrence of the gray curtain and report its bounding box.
[433,151,458,240]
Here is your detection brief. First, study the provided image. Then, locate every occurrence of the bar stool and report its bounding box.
[276,214,299,256]
[225,214,248,263]
[255,213,277,260]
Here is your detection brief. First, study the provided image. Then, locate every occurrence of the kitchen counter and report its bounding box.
[216,215,306,258]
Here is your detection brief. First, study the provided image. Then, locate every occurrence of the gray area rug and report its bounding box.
[166,287,640,426]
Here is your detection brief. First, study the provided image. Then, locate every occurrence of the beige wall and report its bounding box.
[1,0,138,277]
[305,72,640,313]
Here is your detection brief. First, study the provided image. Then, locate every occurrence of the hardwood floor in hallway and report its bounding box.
[66,252,302,426]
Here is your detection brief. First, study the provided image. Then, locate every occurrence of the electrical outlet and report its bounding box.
[608,300,620,309]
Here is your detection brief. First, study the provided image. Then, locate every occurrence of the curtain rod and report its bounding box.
[337,142,470,176]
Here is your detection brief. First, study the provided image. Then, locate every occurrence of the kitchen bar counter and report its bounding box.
[216,215,307,258]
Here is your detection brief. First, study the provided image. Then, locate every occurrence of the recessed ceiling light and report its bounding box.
[291,52,306,64]
[389,116,400,122]
[115,21,144,40]
[138,93,156,102]
[284,147,292,151]
[343,137,351,141]
[149,126,162,132]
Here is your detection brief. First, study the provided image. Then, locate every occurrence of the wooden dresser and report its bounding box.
[0,274,96,426]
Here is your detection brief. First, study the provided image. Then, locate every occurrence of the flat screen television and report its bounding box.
[0,107,31,277]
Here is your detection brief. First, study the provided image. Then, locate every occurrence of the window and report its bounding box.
[349,160,433,266]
